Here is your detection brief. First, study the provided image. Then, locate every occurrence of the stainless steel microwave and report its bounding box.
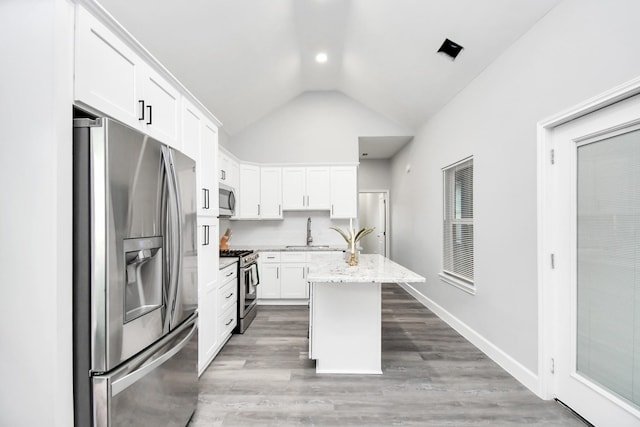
[219,183,236,217]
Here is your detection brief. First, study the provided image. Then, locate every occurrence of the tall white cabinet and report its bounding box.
[74,3,223,376]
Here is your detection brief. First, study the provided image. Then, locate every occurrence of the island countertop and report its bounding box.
[307,253,425,283]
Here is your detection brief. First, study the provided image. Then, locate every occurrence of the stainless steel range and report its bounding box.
[220,249,259,333]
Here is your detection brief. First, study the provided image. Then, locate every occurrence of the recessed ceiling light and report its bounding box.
[315,52,328,63]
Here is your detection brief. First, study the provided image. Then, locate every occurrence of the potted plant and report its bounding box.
[330,219,374,266]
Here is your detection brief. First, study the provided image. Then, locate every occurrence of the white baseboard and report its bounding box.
[398,282,541,397]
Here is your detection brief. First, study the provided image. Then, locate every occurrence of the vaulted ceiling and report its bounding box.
[97,0,561,136]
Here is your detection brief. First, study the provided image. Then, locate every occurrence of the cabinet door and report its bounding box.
[218,304,237,341]
[138,66,180,148]
[306,167,331,210]
[282,167,306,210]
[198,284,218,375]
[260,167,282,219]
[197,219,219,291]
[75,6,141,129]
[258,263,281,299]
[239,164,260,218]
[228,159,240,192]
[280,263,307,299]
[330,166,358,218]
[219,151,229,183]
[181,99,201,161]
[201,120,219,215]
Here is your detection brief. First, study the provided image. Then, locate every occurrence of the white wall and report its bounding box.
[390,0,640,377]
[229,91,411,163]
[220,212,351,248]
[0,0,74,425]
[358,159,391,190]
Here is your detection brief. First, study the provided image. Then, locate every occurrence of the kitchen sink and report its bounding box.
[285,245,331,250]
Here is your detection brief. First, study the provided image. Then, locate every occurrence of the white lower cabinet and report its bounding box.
[199,262,237,376]
[257,252,281,299]
[215,271,237,364]
[280,252,309,299]
[198,284,218,376]
[258,251,311,301]
[215,263,237,350]
[280,263,308,299]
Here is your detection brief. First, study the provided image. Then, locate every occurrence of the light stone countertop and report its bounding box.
[219,258,238,270]
[229,245,346,252]
[306,253,426,283]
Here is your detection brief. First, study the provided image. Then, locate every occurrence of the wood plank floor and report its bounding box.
[191,284,586,426]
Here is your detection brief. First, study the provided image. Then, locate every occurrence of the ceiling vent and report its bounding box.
[437,38,464,60]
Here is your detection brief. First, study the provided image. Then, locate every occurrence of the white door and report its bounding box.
[551,93,640,426]
[358,192,387,256]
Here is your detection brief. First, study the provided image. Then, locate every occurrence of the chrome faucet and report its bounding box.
[306,217,313,246]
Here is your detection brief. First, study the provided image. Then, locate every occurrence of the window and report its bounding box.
[441,157,474,292]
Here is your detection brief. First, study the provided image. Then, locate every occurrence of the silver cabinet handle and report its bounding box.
[225,318,233,326]
[277,267,279,279]
[225,271,233,277]
[302,195,305,206]
[226,292,233,299]
[279,205,281,216]
[258,204,260,216]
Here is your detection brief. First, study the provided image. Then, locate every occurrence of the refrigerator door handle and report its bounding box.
[167,148,184,329]
[110,317,197,396]
[161,147,181,332]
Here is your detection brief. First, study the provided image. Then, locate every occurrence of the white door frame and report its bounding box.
[358,189,390,258]
[537,76,640,399]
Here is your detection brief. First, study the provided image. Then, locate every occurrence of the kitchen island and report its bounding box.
[306,253,425,374]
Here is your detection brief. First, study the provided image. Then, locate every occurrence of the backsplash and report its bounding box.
[219,212,356,248]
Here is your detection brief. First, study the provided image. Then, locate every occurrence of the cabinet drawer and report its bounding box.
[219,305,237,337]
[219,264,237,282]
[281,252,306,263]
[218,279,237,312]
[260,251,281,263]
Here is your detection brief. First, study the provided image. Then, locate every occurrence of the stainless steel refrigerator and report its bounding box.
[73,117,199,426]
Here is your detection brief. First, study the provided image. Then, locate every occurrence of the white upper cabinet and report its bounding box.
[239,164,260,219]
[182,99,218,217]
[260,167,282,219]
[181,99,201,161]
[237,165,283,220]
[330,166,358,218]
[282,167,306,210]
[219,149,239,191]
[201,120,219,215]
[306,167,331,210]
[282,167,330,211]
[75,6,141,128]
[138,67,180,147]
[75,6,180,148]
[219,151,230,183]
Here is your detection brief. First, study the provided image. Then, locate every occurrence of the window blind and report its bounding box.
[443,158,474,283]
